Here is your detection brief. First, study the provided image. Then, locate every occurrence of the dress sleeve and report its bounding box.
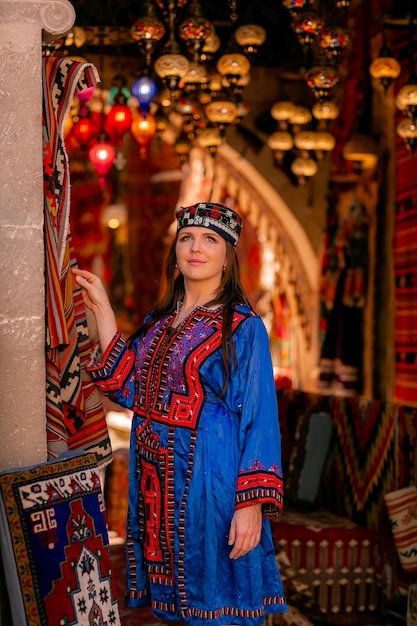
[86,329,137,411]
[228,314,284,517]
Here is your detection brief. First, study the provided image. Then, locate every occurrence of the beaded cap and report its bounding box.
[175,202,242,247]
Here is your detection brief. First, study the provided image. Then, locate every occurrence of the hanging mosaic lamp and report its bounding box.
[320,24,350,60]
[305,64,339,101]
[292,7,324,48]
[130,0,166,66]
[282,0,307,15]
[179,1,214,61]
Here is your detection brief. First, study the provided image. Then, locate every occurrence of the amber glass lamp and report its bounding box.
[369,45,401,91]
[397,119,417,154]
[205,99,238,135]
[155,53,190,93]
[197,127,224,154]
[267,131,294,164]
[131,110,157,158]
[234,24,266,54]
[291,157,318,183]
[271,101,296,129]
[216,53,251,86]
[396,72,417,121]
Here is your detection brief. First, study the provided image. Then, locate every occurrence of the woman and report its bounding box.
[74,201,287,626]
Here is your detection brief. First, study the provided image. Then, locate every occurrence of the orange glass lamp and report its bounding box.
[89,141,116,185]
[131,110,157,158]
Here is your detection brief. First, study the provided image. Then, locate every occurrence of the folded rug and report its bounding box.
[0,450,121,625]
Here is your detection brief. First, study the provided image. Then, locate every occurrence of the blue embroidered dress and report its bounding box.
[88,304,286,626]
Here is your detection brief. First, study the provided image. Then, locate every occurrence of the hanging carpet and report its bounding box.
[43,56,112,466]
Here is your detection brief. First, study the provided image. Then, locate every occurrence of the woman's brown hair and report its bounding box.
[128,234,251,393]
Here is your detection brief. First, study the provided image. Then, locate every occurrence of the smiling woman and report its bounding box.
[73,201,287,626]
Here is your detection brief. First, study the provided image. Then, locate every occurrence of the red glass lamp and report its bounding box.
[89,141,116,185]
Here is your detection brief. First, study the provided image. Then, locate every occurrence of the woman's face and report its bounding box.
[175,227,227,289]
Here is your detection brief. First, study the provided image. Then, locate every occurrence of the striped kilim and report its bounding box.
[393,144,417,406]
[319,397,396,529]
[43,57,112,466]
[391,27,417,407]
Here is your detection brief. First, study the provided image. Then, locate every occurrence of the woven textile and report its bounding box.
[43,57,112,466]
[272,508,382,617]
[385,486,417,573]
[320,397,396,528]
[390,26,417,407]
[0,451,121,625]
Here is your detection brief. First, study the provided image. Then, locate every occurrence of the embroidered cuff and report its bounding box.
[235,470,284,516]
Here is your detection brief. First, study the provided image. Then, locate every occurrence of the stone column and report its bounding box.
[0,0,75,470]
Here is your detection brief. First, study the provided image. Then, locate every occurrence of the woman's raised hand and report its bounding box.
[73,268,118,352]
[73,268,111,313]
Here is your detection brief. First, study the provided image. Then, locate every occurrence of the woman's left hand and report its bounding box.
[228,504,262,559]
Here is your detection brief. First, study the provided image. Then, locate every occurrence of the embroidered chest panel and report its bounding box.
[134,309,244,429]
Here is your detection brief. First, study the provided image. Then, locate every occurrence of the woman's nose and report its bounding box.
[190,237,201,251]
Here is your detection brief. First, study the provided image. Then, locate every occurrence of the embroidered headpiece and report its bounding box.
[175,202,242,247]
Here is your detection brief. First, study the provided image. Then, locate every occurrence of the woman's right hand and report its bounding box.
[73,268,111,314]
[73,268,118,352]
